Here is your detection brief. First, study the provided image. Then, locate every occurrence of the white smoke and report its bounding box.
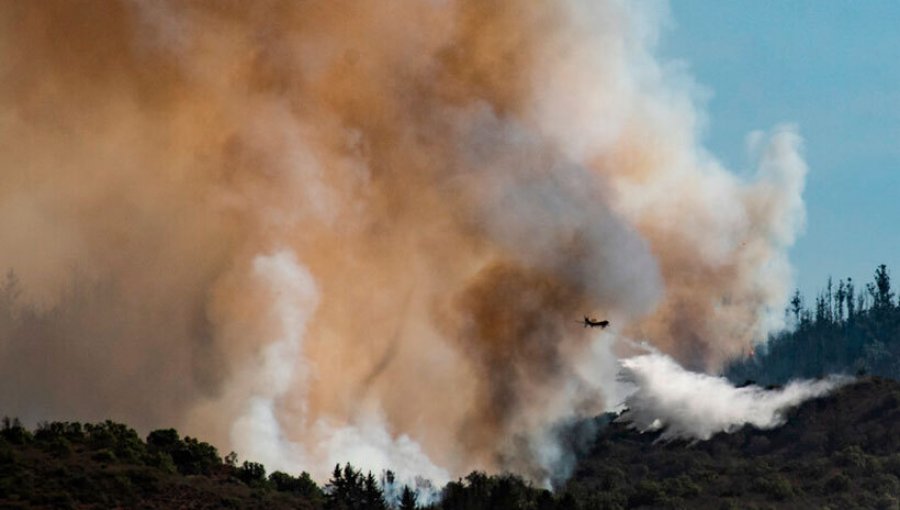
[617,350,850,441]
[226,250,319,471]
[0,0,816,489]
[209,250,448,493]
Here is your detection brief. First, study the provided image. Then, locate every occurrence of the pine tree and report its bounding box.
[835,279,846,323]
[790,289,803,326]
[873,264,894,311]
[363,472,386,510]
[399,485,417,510]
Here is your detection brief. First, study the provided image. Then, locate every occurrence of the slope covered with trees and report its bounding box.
[5,377,900,509]
[727,264,900,386]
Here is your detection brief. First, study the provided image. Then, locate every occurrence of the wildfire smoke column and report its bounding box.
[0,0,807,485]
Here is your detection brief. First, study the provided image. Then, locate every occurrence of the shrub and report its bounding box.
[238,461,267,485]
[628,480,664,507]
[179,436,220,474]
[146,429,220,475]
[85,421,144,462]
[835,445,867,469]
[1,417,31,445]
[146,429,180,451]
[143,450,177,474]
[270,470,322,498]
[752,474,795,501]
[92,448,117,463]
[665,475,702,498]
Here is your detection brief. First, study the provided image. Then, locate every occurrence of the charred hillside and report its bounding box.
[3,378,900,509]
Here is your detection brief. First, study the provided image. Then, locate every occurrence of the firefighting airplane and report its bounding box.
[579,316,609,329]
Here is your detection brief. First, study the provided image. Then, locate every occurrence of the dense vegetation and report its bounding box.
[6,267,900,508]
[5,378,900,509]
[0,418,323,509]
[727,264,900,386]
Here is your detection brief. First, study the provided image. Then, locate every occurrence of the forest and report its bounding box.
[6,376,900,509]
[726,264,900,386]
[5,266,900,508]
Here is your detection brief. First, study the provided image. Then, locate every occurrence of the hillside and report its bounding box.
[4,378,900,509]
[0,422,323,509]
[564,377,900,509]
[727,265,900,386]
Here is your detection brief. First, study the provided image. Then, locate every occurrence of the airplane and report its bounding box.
[579,316,609,329]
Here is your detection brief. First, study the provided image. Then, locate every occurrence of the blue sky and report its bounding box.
[663,1,900,301]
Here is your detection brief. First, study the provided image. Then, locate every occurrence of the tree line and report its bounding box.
[0,417,573,509]
[726,264,900,385]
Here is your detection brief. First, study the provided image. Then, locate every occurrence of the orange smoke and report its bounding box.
[0,0,805,484]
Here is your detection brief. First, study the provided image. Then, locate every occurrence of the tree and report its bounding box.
[399,485,417,510]
[835,279,846,323]
[326,463,370,510]
[363,472,386,510]
[238,461,266,485]
[872,264,894,311]
[270,470,323,500]
[146,429,220,475]
[790,289,803,326]
[826,276,834,322]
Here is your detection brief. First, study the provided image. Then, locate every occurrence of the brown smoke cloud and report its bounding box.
[0,0,806,485]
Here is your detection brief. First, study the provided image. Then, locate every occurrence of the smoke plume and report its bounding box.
[618,351,849,441]
[0,0,808,485]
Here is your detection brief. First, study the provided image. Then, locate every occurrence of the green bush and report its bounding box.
[146,429,220,475]
[270,470,322,499]
[752,474,795,501]
[85,421,144,463]
[146,429,180,451]
[665,475,702,498]
[238,461,267,485]
[628,480,664,507]
[92,448,117,463]
[835,446,867,469]
[143,450,177,473]
[40,436,73,458]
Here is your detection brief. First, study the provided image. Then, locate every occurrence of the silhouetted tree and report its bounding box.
[835,279,847,323]
[146,428,220,475]
[238,461,266,485]
[790,289,803,326]
[326,463,378,510]
[726,265,900,384]
[270,470,323,501]
[364,472,386,510]
[399,485,417,510]
[847,277,856,320]
[872,264,894,311]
